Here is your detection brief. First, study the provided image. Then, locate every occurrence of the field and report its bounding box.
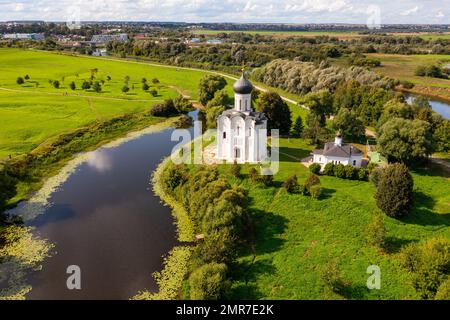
[215,137,450,299]
[0,49,235,159]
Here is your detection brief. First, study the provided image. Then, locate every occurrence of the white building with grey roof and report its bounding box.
[312,134,363,168]
[217,73,268,163]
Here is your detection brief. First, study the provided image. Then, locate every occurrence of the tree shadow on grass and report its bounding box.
[384,237,417,254]
[400,191,450,227]
[231,197,289,298]
[338,282,370,300]
[320,187,336,200]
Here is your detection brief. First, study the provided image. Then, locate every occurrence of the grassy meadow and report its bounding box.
[0,48,234,159]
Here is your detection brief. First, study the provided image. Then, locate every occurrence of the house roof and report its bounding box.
[313,142,363,158]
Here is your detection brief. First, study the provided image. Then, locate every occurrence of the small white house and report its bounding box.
[312,134,363,168]
[217,73,268,163]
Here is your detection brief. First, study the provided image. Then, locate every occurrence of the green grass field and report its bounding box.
[0,49,236,159]
[212,137,450,299]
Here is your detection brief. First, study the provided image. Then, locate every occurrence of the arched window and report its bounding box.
[237,126,240,136]
[239,100,242,110]
[235,148,241,159]
[223,132,226,139]
[353,160,356,166]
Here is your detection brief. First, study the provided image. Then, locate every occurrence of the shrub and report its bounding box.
[283,174,298,193]
[309,163,321,175]
[92,81,102,93]
[309,185,323,200]
[401,80,415,89]
[16,77,24,85]
[375,163,413,218]
[298,184,309,196]
[188,263,231,300]
[435,279,450,300]
[53,80,60,89]
[150,99,179,117]
[369,167,383,187]
[122,85,130,93]
[142,83,150,91]
[82,80,91,90]
[174,96,193,113]
[344,165,357,180]
[69,81,76,90]
[160,164,189,195]
[357,168,368,181]
[24,75,30,80]
[333,164,345,178]
[321,261,345,294]
[152,78,160,84]
[231,161,241,178]
[259,173,274,187]
[366,214,386,250]
[304,174,321,191]
[399,237,450,299]
[323,163,335,176]
[149,89,158,97]
[248,167,259,184]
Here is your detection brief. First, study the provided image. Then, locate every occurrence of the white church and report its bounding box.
[217,73,268,163]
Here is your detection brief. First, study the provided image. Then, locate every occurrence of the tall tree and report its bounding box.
[198,75,227,106]
[257,92,292,135]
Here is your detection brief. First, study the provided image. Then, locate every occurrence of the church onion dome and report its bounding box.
[233,73,253,94]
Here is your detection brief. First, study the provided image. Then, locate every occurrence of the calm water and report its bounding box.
[23,112,197,300]
[405,94,450,119]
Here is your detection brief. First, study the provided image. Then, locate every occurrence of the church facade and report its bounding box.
[217,73,268,163]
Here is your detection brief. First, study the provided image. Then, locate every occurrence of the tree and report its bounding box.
[106,76,111,81]
[24,75,30,80]
[323,163,335,176]
[150,99,179,117]
[206,106,226,129]
[331,108,365,139]
[152,78,160,84]
[283,174,298,193]
[206,90,230,110]
[304,174,321,191]
[292,116,304,137]
[188,263,231,300]
[344,165,357,180]
[149,89,158,97]
[92,81,102,93]
[16,77,25,85]
[141,77,147,84]
[375,163,414,218]
[299,90,333,126]
[257,92,292,135]
[231,161,241,178]
[333,164,345,178]
[69,81,76,90]
[435,279,450,300]
[53,80,60,89]
[378,118,434,164]
[199,75,227,106]
[366,214,386,250]
[122,85,130,93]
[309,163,321,175]
[434,120,450,153]
[310,185,323,199]
[369,167,383,187]
[142,83,150,91]
[0,170,17,209]
[248,167,259,184]
[357,167,368,181]
[173,96,193,113]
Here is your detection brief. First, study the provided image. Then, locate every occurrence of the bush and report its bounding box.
[53,80,60,89]
[92,81,101,93]
[160,164,189,195]
[357,168,368,181]
[309,163,321,175]
[150,99,179,117]
[323,163,335,176]
[259,173,274,187]
[399,237,450,299]
[188,263,231,300]
[69,81,76,90]
[309,185,323,199]
[82,80,91,90]
[344,165,357,180]
[401,80,415,89]
[333,164,345,178]
[435,279,450,300]
[366,214,386,250]
[304,174,321,191]
[231,161,241,178]
[369,167,383,187]
[121,85,130,93]
[248,167,259,184]
[375,163,413,218]
[142,83,150,91]
[149,89,158,97]
[283,174,298,193]
[174,96,193,113]
[16,77,24,85]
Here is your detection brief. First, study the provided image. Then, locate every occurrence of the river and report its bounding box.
[16,111,198,300]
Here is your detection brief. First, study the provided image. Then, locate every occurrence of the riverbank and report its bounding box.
[398,86,450,105]
[1,113,179,300]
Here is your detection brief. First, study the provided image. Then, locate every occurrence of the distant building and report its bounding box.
[2,33,44,41]
[206,39,223,44]
[312,134,363,168]
[92,48,109,57]
[91,33,128,45]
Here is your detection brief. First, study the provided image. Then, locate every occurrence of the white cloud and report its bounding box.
[0,0,447,24]
[400,5,419,16]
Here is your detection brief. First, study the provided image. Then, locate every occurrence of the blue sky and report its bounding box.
[0,0,448,24]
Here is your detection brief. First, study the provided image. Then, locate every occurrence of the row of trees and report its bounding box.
[149,96,193,117]
[159,164,249,299]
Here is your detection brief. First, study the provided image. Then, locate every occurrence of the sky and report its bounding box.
[0,0,448,24]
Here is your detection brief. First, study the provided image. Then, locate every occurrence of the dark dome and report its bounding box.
[233,73,253,94]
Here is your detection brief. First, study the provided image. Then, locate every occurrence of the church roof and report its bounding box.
[313,142,363,158]
[221,109,267,124]
[233,73,253,95]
